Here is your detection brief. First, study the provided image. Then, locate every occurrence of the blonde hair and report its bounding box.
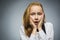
[23,2,45,37]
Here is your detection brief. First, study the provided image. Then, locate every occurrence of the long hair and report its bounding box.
[23,2,46,37]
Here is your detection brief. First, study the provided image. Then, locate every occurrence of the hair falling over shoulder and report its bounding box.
[23,2,46,37]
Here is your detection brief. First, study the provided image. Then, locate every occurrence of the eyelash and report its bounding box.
[37,13,42,15]
[30,13,35,15]
[30,12,42,15]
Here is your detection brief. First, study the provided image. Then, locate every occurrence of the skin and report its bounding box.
[30,5,44,35]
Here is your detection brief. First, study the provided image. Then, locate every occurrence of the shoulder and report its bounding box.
[20,25,25,33]
[44,22,53,29]
[44,22,54,33]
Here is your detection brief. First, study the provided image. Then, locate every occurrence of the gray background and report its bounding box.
[0,0,60,40]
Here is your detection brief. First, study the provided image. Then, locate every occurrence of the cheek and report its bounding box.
[30,16,35,21]
[38,15,42,20]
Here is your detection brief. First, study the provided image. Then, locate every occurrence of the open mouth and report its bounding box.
[34,21,39,25]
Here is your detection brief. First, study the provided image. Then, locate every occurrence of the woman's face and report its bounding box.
[30,5,44,25]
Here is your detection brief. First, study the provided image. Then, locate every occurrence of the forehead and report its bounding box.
[30,5,43,12]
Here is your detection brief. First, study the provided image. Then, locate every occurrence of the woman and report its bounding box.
[20,2,54,40]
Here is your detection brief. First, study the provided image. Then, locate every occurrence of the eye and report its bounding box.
[30,12,35,15]
[37,12,42,15]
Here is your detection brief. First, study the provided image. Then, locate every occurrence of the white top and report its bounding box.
[19,22,54,40]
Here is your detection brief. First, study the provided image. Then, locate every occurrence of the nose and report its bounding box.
[35,14,38,20]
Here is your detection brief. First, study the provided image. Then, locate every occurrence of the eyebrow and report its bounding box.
[30,12,42,14]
